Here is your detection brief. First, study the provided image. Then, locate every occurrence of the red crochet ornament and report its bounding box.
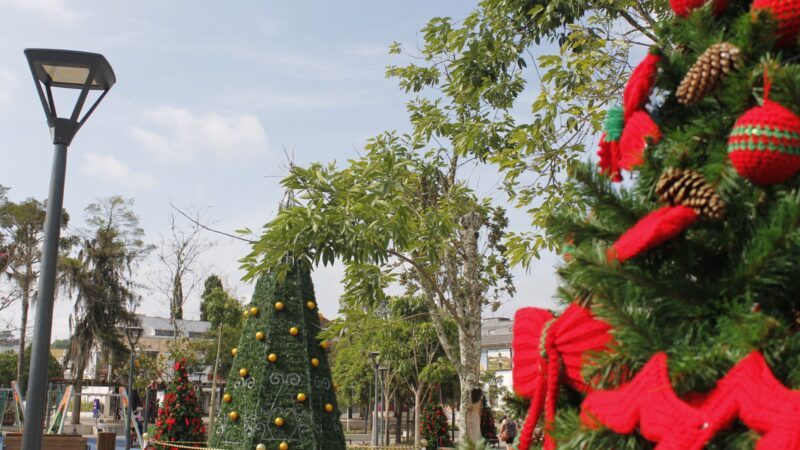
[608,205,698,262]
[598,52,662,182]
[581,351,800,449]
[512,303,613,450]
[728,72,800,185]
[624,52,661,121]
[752,0,800,47]
[670,0,728,17]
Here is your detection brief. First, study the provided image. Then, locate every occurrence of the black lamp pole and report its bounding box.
[369,352,379,447]
[22,49,115,450]
[124,327,143,450]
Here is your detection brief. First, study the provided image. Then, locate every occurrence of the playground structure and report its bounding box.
[1,381,145,441]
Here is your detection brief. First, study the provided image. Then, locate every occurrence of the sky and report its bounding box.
[0,0,562,341]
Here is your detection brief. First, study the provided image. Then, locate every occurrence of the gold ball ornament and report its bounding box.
[250,306,260,317]
[223,393,232,403]
[231,348,238,357]
[306,301,316,310]
[229,411,239,421]
[239,368,249,378]
[142,433,148,440]
[320,340,329,350]
[256,331,266,341]
[289,327,299,336]
[256,445,266,450]
[243,309,249,318]
[274,417,285,427]
[325,403,334,413]
[275,301,285,311]
[311,358,320,367]
[296,392,307,402]
[279,443,289,450]
[268,353,278,363]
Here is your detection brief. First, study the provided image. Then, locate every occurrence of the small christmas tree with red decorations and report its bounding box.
[479,397,496,442]
[420,400,452,450]
[152,358,205,448]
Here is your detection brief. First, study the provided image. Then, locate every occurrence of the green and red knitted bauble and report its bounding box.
[670,0,728,17]
[752,0,800,47]
[727,93,800,185]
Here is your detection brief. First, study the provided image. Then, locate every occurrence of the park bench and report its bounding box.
[3,432,89,450]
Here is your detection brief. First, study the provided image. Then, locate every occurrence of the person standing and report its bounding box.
[499,415,517,450]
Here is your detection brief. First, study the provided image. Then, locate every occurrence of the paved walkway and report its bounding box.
[0,435,140,450]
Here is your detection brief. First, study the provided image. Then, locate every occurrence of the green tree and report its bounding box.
[0,196,68,386]
[387,0,669,264]
[244,135,513,442]
[537,1,800,449]
[211,261,345,450]
[199,275,241,329]
[0,347,62,391]
[61,196,151,424]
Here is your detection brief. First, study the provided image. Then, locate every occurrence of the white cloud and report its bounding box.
[0,70,19,108]
[130,106,269,163]
[80,153,158,190]
[2,0,82,23]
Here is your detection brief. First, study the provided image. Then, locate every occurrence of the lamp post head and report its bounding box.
[124,326,144,349]
[24,48,115,145]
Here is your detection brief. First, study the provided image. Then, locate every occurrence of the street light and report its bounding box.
[369,352,380,447]
[22,48,115,450]
[378,367,388,446]
[124,326,143,450]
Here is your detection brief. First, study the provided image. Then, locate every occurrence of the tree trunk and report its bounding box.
[16,286,28,387]
[458,323,483,444]
[71,362,85,424]
[395,395,402,444]
[413,389,421,449]
[383,385,391,446]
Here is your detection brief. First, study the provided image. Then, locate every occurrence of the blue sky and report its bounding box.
[0,0,561,340]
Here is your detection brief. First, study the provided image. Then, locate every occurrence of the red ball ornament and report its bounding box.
[670,0,728,17]
[752,0,800,47]
[728,75,800,185]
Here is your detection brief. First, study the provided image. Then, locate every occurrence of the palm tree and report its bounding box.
[60,196,151,424]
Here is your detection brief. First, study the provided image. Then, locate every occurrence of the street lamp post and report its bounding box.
[22,49,115,450]
[369,352,379,447]
[124,326,143,450]
[379,367,388,446]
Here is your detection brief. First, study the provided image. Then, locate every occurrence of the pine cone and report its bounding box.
[655,168,725,219]
[676,42,741,105]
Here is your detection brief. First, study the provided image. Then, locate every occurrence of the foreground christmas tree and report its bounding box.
[152,359,205,448]
[210,259,345,450]
[420,400,452,450]
[512,1,800,449]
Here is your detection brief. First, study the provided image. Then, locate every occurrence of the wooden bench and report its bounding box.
[3,433,88,450]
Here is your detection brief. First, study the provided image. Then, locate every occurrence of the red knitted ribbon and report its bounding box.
[581,351,800,449]
[512,303,613,450]
[670,0,728,17]
[619,110,662,170]
[623,52,661,121]
[752,0,800,47]
[609,205,698,262]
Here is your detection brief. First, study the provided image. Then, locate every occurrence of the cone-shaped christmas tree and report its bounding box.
[420,400,452,450]
[153,358,206,447]
[511,1,800,449]
[210,260,345,450]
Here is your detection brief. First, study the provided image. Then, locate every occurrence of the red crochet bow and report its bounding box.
[512,303,613,450]
[581,351,800,449]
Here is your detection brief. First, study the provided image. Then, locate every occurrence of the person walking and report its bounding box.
[499,415,517,450]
